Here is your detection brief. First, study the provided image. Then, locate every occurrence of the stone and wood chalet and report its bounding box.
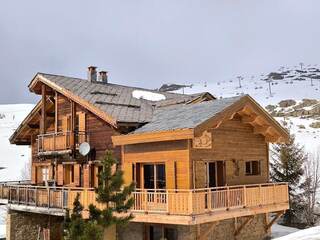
[0,67,289,240]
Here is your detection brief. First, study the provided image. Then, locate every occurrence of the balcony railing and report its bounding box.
[0,182,289,223]
[37,131,88,155]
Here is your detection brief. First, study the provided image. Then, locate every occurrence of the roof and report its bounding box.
[32,73,213,124]
[134,96,242,133]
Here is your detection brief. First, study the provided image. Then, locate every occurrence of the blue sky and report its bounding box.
[0,0,319,103]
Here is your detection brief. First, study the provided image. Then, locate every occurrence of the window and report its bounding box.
[143,164,166,189]
[42,167,49,182]
[245,161,261,176]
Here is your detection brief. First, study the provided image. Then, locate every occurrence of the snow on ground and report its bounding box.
[0,104,34,182]
[0,104,34,226]
[273,225,320,240]
[271,223,300,239]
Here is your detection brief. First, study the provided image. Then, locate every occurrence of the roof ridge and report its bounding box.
[38,72,192,97]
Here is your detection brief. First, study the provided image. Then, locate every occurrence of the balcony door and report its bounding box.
[207,161,225,188]
[143,163,166,190]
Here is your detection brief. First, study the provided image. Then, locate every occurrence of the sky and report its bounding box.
[0,0,320,103]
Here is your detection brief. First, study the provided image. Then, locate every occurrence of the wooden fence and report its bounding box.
[0,182,288,216]
[37,131,87,153]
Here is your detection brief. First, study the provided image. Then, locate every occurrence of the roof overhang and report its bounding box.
[28,74,118,128]
[195,95,289,143]
[112,95,289,146]
[9,101,42,145]
[112,128,194,146]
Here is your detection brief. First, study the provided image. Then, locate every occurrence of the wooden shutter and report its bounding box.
[62,116,68,132]
[94,165,99,188]
[48,165,53,180]
[78,112,86,132]
[74,164,80,186]
[31,165,37,184]
[57,164,64,186]
[83,164,90,188]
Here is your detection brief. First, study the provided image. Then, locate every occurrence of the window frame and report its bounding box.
[245,160,261,176]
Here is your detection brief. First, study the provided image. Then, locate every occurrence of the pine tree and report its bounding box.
[271,130,306,225]
[89,150,135,228]
[64,193,85,240]
[64,193,103,240]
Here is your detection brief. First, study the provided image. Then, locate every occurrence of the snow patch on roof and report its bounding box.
[132,90,166,101]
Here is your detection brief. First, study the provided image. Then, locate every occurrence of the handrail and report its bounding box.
[37,131,88,154]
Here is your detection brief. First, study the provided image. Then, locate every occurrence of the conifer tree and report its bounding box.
[64,193,85,240]
[271,130,306,225]
[64,193,103,240]
[89,150,135,228]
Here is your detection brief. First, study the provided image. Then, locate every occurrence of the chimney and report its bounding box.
[87,66,97,82]
[98,71,108,83]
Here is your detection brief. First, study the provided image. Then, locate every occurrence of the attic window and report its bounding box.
[132,90,166,101]
[90,91,117,96]
[95,101,140,109]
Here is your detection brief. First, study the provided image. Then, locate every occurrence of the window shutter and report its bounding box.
[74,164,80,186]
[83,164,90,188]
[78,112,86,132]
[31,165,37,184]
[57,164,64,185]
[94,165,99,188]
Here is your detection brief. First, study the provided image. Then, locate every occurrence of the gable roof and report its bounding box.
[112,95,289,146]
[134,96,242,134]
[30,73,214,125]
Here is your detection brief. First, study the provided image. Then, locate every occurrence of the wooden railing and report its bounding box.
[0,183,289,217]
[37,131,87,154]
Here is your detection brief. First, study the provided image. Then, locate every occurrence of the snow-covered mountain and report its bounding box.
[166,64,320,154]
[0,104,34,182]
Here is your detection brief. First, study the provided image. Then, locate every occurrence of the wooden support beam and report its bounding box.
[253,125,271,135]
[234,216,254,237]
[28,124,39,129]
[199,221,219,240]
[265,211,284,231]
[40,85,47,134]
[241,115,258,124]
[265,134,280,143]
[71,101,77,155]
[55,92,58,133]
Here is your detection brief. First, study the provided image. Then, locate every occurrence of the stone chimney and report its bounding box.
[98,71,108,83]
[87,66,97,82]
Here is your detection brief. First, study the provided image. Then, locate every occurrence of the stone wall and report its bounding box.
[117,214,269,240]
[6,210,63,240]
[117,222,144,240]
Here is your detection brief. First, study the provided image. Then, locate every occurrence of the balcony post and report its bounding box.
[227,187,230,209]
[188,190,193,215]
[243,186,246,207]
[208,189,212,211]
[48,188,50,208]
[166,190,169,214]
[35,188,38,207]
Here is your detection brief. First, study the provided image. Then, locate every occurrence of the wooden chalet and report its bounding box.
[0,67,289,240]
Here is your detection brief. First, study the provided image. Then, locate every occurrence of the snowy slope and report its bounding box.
[0,104,34,181]
[273,225,320,240]
[169,65,320,154]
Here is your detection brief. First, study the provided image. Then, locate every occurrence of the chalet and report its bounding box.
[0,67,289,240]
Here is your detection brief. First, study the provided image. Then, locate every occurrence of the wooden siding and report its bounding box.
[123,140,190,189]
[191,116,269,188]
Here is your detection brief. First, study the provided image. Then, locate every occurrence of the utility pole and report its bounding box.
[267,79,273,97]
[299,62,304,70]
[237,76,243,88]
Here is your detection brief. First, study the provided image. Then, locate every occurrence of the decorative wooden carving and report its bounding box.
[193,130,212,149]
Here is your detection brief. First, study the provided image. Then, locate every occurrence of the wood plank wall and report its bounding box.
[122,140,190,189]
[191,116,269,188]
[31,92,121,187]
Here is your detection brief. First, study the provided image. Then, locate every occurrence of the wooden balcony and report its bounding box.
[0,182,289,225]
[37,131,88,156]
